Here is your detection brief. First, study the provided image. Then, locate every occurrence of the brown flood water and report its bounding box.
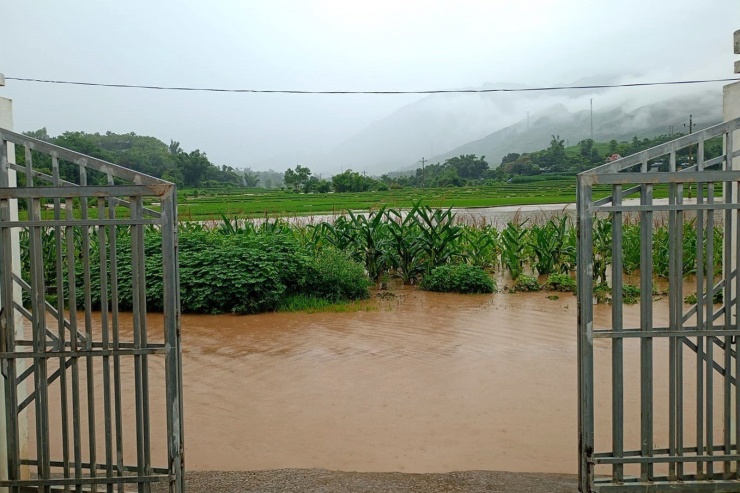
[37,286,713,475]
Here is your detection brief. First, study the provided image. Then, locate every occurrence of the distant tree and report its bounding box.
[284,165,312,193]
[24,128,51,141]
[169,140,181,155]
[443,154,489,180]
[608,139,619,154]
[500,152,521,167]
[331,169,378,192]
[578,138,600,165]
[433,166,464,187]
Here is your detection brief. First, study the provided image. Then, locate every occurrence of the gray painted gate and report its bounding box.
[0,128,183,492]
[577,118,740,491]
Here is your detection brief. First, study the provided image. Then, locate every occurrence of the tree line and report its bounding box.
[20,128,721,192]
[21,128,255,188]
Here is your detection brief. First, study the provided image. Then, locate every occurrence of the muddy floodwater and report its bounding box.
[39,287,693,475]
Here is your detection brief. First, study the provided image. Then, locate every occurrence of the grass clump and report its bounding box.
[514,274,540,292]
[544,273,576,292]
[594,283,611,304]
[622,284,640,305]
[278,295,376,313]
[420,264,496,294]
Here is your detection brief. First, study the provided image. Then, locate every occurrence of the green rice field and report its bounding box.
[174,180,671,220]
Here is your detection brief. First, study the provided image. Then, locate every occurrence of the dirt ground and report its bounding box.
[155,469,578,493]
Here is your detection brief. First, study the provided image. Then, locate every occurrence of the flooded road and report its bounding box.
[180,288,582,473]
[39,287,697,475]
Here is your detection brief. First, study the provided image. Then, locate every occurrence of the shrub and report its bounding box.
[304,248,371,303]
[420,264,495,294]
[177,232,311,314]
[545,273,576,292]
[85,229,313,315]
[514,274,540,292]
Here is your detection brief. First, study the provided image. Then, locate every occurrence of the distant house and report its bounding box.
[606,153,622,162]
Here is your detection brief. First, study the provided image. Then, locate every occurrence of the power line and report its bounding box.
[3,76,740,95]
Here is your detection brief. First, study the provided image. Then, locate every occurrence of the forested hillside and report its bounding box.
[20,128,259,188]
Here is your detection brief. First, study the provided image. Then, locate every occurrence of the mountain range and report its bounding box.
[249,83,724,176]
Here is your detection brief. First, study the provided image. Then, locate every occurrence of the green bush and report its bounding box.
[85,229,313,314]
[305,248,371,302]
[178,232,311,314]
[514,274,540,292]
[545,273,576,292]
[420,264,495,294]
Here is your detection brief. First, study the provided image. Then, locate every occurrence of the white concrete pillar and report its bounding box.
[0,95,28,488]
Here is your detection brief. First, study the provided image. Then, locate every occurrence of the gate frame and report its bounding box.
[578,118,740,492]
[0,128,184,492]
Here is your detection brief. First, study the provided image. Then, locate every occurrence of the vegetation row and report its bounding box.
[19,202,723,314]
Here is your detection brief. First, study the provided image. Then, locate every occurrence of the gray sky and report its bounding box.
[1,0,738,171]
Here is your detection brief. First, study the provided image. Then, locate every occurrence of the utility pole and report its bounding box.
[685,114,694,165]
[419,157,427,188]
[590,98,593,141]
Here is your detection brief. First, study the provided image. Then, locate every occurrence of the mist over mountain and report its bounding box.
[314,81,613,175]
[418,90,722,170]
[288,78,724,176]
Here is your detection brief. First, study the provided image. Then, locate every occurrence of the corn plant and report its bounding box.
[501,221,528,278]
[621,223,640,275]
[528,216,575,276]
[592,217,612,285]
[340,208,392,283]
[412,204,462,275]
[385,206,423,284]
[652,225,670,278]
[459,225,500,270]
[681,220,697,276]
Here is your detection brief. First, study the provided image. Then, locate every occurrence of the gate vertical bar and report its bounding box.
[65,197,83,493]
[106,174,124,493]
[161,187,183,493]
[78,165,97,492]
[577,175,594,492]
[668,150,678,481]
[639,157,654,482]
[52,155,71,491]
[724,128,735,477]
[611,184,624,484]
[706,181,715,479]
[675,163,684,480]
[696,140,706,479]
[97,196,113,493]
[26,148,51,493]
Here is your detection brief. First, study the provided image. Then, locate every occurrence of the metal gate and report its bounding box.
[0,128,183,492]
[577,118,740,491]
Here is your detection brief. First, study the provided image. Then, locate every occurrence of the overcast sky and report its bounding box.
[1,0,738,171]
